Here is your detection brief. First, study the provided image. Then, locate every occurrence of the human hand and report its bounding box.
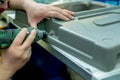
[25,2,74,28]
[0,28,36,74]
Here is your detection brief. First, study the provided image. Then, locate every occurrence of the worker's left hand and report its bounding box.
[25,2,74,28]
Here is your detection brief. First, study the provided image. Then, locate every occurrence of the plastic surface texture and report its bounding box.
[14,1,117,72]
[37,5,120,72]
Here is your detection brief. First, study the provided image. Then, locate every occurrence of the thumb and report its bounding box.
[29,21,37,28]
[28,18,44,28]
[27,15,38,28]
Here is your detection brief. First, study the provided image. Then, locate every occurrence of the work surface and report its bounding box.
[1,1,120,80]
[38,40,120,80]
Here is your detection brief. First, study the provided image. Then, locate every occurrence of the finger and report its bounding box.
[60,10,75,20]
[29,18,44,28]
[30,22,37,28]
[50,7,74,20]
[12,28,27,46]
[22,29,36,49]
[63,9,75,15]
[29,20,37,28]
[56,8,75,20]
[23,47,32,62]
[27,47,32,59]
[49,11,70,21]
[50,6,63,12]
[51,7,74,16]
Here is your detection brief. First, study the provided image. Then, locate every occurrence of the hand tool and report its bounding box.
[0,28,47,48]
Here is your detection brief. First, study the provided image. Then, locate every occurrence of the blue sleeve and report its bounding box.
[34,0,58,4]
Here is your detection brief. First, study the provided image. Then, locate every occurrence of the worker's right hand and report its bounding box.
[0,28,36,75]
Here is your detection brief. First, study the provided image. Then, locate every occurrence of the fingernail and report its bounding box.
[71,16,75,20]
[71,12,74,14]
[66,18,70,21]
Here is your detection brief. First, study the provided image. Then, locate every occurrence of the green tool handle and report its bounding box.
[0,28,47,49]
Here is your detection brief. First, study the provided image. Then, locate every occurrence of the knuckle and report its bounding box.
[15,52,24,59]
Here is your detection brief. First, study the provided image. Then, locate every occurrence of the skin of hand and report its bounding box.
[9,0,75,28]
[0,28,36,80]
[25,2,75,28]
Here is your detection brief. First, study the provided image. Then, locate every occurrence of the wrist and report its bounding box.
[23,0,37,12]
[9,0,29,10]
[9,0,36,11]
[0,64,15,80]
